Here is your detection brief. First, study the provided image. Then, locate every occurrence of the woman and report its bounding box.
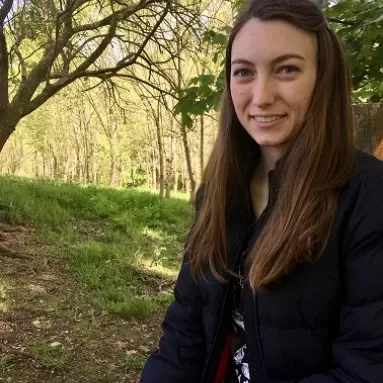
[141,0,383,382]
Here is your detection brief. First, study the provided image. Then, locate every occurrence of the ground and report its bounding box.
[0,224,167,383]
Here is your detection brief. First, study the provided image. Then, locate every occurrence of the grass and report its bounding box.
[0,279,8,300]
[44,299,62,318]
[28,342,69,370]
[0,175,192,319]
[124,354,148,372]
[0,355,10,373]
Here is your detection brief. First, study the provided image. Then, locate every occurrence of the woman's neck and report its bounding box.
[258,146,284,178]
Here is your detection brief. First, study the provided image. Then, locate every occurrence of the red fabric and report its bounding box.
[213,332,231,383]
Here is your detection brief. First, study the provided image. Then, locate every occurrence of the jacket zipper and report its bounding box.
[246,290,268,383]
[201,218,253,382]
[202,276,234,383]
[244,207,272,383]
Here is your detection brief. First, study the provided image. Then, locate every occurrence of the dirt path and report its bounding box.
[0,225,164,382]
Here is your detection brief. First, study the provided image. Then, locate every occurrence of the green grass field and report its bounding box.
[0,175,193,319]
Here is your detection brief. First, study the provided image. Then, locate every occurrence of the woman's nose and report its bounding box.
[251,76,275,108]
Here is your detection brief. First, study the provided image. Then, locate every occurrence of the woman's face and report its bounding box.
[230,18,317,155]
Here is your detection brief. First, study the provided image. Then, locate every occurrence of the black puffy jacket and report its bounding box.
[141,151,383,383]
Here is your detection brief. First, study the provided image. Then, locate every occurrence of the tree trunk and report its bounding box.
[90,143,97,184]
[0,111,18,153]
[173,138,178,192]
[52,152,58,179]
[63,156,69,182]
[42,153,47,177]
[152,166,157,190]
[151,148,157,190]
[34,152,39,177]
[181,126,196,201]
[108,125,120,187]
[165,158,171,198]
[131,162,136,186]
[117,156,123,188]
[77,151,84,183]
[156,119,165,198]
[200,115,204,182]
[110,146,117,186]
[146,161,151,189]
[0,29,13,153]
[165,134,174,198]
[180,148,185,192]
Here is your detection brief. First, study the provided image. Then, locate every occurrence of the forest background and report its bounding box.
[0,0,382,200]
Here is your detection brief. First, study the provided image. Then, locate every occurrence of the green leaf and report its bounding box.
[197,74,215,84]
[362,13,383,26]
[181,114,193,129]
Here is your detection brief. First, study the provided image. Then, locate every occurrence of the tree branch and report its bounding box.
[35,0,172,101]
[113,73,178,99]
[21,19,118,115]
[0,0,13,24]
[11,43,26,82]
[0,0,204,154]
[117,2,171,67]
[11,38,56,114]
[73,0,159,33]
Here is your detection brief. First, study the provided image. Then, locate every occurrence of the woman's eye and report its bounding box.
[233,69,251,77]
[278,66,300,75]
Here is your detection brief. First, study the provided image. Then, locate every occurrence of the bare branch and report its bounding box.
[113,73,178,99]
[73,0,161,33]
[117,1,171,67]
[65,33,110,62]
[11,43,26,82]
[20,19,118,115]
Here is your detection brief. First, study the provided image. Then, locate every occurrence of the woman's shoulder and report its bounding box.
[338,151,383,220]
[344,150,383,194]
[354,150,383,181]
[334,151,382,265]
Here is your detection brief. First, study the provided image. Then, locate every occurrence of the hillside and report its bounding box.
[0,176,193,382]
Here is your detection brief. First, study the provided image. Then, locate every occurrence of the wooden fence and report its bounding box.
[353,103,383,159]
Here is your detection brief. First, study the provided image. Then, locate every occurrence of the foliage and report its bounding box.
[173,13,230,127]
[174,73,224,128]
[324,1,383,101]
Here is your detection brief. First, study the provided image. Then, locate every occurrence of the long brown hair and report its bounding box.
[188,0,355,291]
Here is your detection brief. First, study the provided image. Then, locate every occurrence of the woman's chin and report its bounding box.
[252,137,288,149]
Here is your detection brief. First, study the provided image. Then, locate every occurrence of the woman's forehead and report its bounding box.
[231,18,317,63]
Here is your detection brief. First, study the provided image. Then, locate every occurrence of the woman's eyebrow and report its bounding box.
[231,53,305,66]
[271,53,305,65]
[231,58,253,66]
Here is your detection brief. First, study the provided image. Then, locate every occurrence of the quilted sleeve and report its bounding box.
[297,176,383,383]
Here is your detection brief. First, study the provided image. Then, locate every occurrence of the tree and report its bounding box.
[0,0,202,152]
[325,0,383,101]
[126,0,211,200]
